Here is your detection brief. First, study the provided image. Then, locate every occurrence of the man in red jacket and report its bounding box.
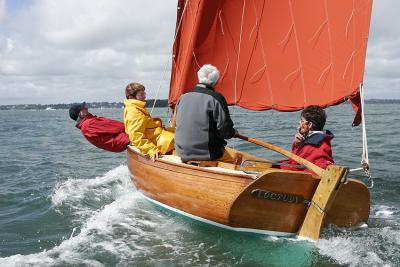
[69,102,130,152]
[279,105,334,173]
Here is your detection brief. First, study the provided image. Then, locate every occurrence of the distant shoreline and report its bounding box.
[0,99,399,110]
[0,99,169,110]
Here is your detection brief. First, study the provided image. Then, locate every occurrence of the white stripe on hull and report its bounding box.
[138,191,295,237]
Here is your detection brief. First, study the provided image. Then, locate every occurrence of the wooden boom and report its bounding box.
[235,134,324,176]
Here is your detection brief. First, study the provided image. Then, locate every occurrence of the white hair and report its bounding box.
[197,64,220,86]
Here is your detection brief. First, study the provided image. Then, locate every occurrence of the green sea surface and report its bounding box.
[0,104,399,266]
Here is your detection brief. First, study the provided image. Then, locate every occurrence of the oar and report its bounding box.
[235,133,348,240]
[235,133,324,176]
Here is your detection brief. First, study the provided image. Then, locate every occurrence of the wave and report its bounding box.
[371,205,398,219]
[0,165,225,266]
[317,204,400,267]
[50,165,135,224]
[2,165,400,266]
[0,165,143,266]
[317,236,390,267]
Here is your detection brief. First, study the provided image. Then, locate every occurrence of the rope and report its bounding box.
[229,0,247,151]
[150,0,191,115]
[350,83,373,188]
[233,0,246,106]
[150,76,163,115]
[360,84,369,167]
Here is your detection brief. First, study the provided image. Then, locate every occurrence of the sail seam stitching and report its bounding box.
[233,0,247,105]
[288,0,307,105]
[324,0,335,101]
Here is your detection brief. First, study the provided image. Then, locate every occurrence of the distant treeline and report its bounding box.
[0,99,170,110]
[0,98,399,110]
[364,99,400,104]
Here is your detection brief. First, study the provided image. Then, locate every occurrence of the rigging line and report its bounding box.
[173,0,191,45]
[360,83,369,166]
[233,0,247,106]
[360,83,373,188]
[349,167,363,172]
[219,9,237,150]
[230,0,246,151]
[218,8,239,151]
[150,0,191,115]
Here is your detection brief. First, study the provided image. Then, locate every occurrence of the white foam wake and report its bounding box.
[0,162,253,266]
[0,164,199,266]
[0,165,144,266]
[371,205,397,218]
[317,204,400,267]
[51,165,133,206]
[317,236,390,267]
[50,165,134,223]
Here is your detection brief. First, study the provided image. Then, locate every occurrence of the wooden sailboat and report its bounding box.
[127,0,373,240]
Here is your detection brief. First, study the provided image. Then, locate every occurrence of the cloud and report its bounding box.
[0,0,177,104]
[0,0,5,21]
[0,0,399,104]
[364,0,400,98]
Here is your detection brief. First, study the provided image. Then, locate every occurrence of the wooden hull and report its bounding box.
[127,148,370,236]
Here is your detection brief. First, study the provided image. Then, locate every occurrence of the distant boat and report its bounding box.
[128,0,373,240]
[45,107,55,111]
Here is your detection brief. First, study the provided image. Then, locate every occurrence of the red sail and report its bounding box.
[169,0,372,124]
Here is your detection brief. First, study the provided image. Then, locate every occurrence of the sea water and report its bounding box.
[0,104,399,266]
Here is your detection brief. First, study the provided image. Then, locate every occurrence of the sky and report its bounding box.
[0,0,399,105]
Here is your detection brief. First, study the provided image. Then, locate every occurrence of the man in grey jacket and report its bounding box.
[174,64,237,162]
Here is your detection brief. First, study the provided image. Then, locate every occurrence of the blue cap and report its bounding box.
[69,102,86,121]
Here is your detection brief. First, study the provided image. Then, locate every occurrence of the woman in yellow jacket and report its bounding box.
[124,82,174,159]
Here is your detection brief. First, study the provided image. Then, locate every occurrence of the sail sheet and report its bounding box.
[169,0,372,124]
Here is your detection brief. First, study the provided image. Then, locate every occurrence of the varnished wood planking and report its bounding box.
[324,178,370,226]
[128,149,251,224]
[229,170,320,232]
[127,147,370,236]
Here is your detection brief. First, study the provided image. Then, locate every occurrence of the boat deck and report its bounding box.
[128,145,256,177]
[160,154,254,176]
